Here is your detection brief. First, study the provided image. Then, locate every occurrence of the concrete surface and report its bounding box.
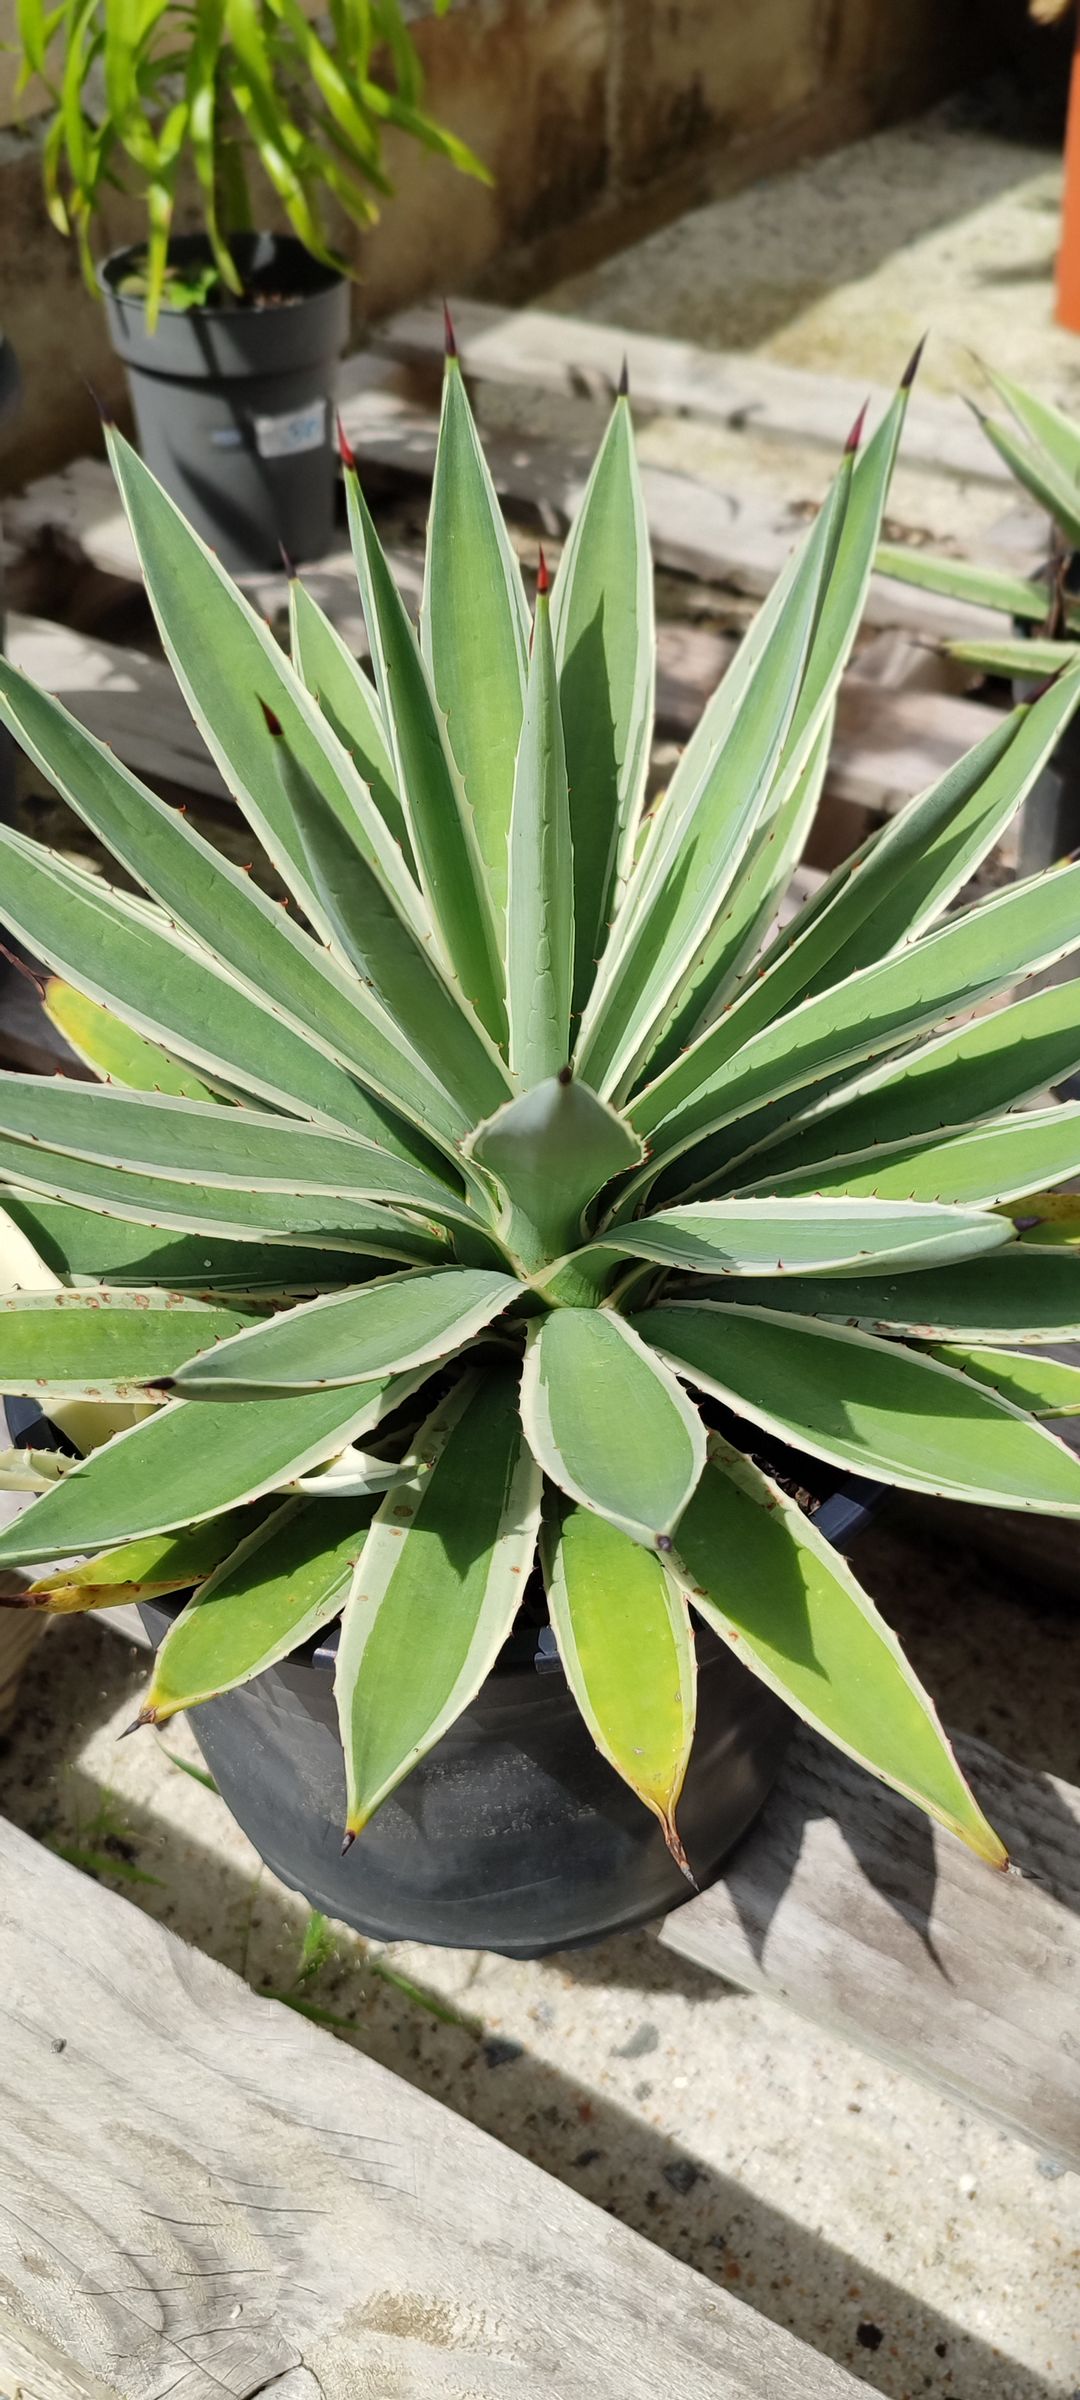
[537,83,1080,564]
[0,1511,1077,2400]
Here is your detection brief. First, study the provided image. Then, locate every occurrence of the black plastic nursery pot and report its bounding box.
[101,234,350,575]
[5,1393,876,1958]
[140,1473,875,1961]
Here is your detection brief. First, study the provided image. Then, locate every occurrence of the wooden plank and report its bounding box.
[374,299,1014,490]
[0,1815,863,2400]
[660,1727,1080,2167]
[0,2315,122,2400]
[5,613,225,800]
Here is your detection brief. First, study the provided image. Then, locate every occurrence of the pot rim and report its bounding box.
[99,230,347,323]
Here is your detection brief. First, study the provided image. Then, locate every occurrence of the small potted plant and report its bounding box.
[11,0,483,571]
[2,350,1080,1957]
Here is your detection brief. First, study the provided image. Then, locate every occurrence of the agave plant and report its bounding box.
[4,346,1080,1881]
[878,366,1080,680]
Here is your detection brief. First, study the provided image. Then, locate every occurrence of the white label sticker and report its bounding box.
[253,398,328,460]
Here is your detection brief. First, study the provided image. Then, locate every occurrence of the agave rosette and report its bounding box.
[3,344,1080,1871]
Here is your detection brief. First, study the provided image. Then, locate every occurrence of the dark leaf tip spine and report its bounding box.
[442,299,458,359]
[537,545,551,598]
[557,1063,573,1085]
[845,400,869,455]
[901,332,928,390]
[618,354,630,399]
[341,1828,357,1855]
[119,1709,156,1738]
[259,698,284,738]
[83,376,115,426]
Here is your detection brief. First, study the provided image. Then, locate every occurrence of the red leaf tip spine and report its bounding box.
[845,400,869,455]
[537,545,551,598]
[336,413,357,472]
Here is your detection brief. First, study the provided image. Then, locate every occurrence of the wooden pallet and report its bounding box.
[0,1810,869,2400]
[659,1727,1080,2170]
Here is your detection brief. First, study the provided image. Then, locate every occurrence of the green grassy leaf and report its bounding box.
[631,856,1080,1176]
[0,1077,469,1226]
[874,541,1051,623]
[0,659,461,1156]
[0,1154,446,1268]
[26,1510,263,1613]
[727,978,1080,1188]
[106,426,430,949]
[43,980,219,1100]
[0,825,390,1139]
[0,1196,428,1291]
[575,462,838,1100]
[927,1344,1080,1417]
[706,675,1080,1060]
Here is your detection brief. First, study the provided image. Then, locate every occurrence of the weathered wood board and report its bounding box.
[374,298,1013,489]
[660,1728,1080,2168]
[0,1814,868,2400]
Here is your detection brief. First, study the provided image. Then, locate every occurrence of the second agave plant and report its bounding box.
[2,339,1080,1952]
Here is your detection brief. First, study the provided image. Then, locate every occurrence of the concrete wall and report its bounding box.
[0,0,1020,489]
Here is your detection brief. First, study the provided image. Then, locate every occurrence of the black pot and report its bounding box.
[137,1474,876,1960]
[101,234,350,575]
[4,1391,876,1957]
[0,332,21,826]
